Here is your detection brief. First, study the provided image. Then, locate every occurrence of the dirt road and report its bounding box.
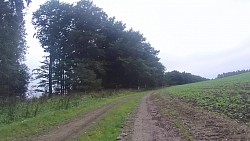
[26,98,127,141]
[121,94,182,141]
[25,93,249,141]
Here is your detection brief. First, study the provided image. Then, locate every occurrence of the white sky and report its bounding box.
[25,0,250,79]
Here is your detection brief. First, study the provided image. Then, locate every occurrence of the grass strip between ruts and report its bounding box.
[79,92,146,141]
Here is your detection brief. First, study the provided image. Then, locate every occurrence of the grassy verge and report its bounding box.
[79,92,146,141]
[0,91,136,141]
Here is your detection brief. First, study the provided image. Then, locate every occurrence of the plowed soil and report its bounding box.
[153,94,250,140]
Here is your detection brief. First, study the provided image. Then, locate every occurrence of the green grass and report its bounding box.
[79,92,146,141]
[159,72,250,123]
[0,91,137,141]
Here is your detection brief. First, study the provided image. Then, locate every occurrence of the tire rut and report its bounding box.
[121,94,182,141]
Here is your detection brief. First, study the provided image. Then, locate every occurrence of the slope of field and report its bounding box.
[159,72,250,123]
[152,94,249,140]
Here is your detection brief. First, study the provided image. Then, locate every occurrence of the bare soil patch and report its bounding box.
[153,94,250,141]
[121,94,182,141]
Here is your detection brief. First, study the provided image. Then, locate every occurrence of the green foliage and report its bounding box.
[165,70,209,86]
[217,69,250,79]
[0,90,130,125]
[160,72,250,123]
[32,0,165,96]
[0,90,135,140]
[0,0,30,99]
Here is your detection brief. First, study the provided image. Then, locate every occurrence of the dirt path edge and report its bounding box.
[121,93,182,141]
[26,97,130,141]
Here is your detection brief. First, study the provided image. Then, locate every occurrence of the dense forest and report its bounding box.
[216,69,250,79]
[0,0,208,100]
[32,0,166,97]
[164,70,209,86]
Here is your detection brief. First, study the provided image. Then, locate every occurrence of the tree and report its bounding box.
[216,69,250,79]
[103,29,165,89]
[0,0,30,99]
[33,0,74,96]
[33,0,166,96]
[165,70,208,86]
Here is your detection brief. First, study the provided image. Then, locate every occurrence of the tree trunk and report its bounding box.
[49,54,53,98]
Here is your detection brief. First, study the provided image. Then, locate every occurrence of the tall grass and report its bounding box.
[0,90,136,140]
[0,90,131,126]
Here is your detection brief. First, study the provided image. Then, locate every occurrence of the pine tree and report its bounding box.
[0,0,30,99]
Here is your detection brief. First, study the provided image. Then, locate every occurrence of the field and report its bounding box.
[0,73,249,140]
[159,72,250,123]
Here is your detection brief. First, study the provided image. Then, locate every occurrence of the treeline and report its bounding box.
[164,70,209,86]
[0,0,209,100]
[216,69,250,79]
[32,0,166,97]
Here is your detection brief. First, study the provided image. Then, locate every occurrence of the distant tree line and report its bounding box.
[32,0,166,97]
[164,70,209,86]
[216,69,250,79]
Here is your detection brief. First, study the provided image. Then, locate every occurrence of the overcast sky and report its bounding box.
[25,0,250,79]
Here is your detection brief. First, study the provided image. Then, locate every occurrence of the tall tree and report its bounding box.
[0,0,30,99]
[33,0,166,96]
[33,0,73,96]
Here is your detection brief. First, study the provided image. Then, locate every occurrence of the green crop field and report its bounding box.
[159,72,250,123]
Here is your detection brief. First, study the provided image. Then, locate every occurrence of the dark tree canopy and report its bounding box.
[33,0,166,96]
[0,0,30,99]
[165,70,208,86]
